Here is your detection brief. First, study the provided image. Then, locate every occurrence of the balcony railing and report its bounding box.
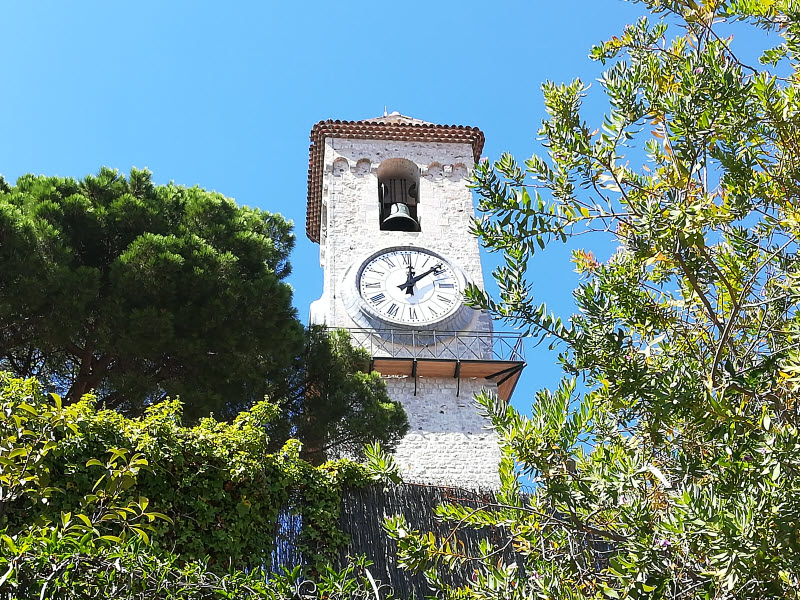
[336,328,525,363]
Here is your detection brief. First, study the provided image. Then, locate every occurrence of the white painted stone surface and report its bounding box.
[310,138,492,335]
[310,134,501,489]
[386,377,501,489]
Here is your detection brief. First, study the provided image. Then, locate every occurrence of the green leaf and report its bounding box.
[1,535,18,554]
[16,403,37,415]
[133,527,150,545]
[600,583,620,598]
[146,512,173,524]
[99,535,123,544]
[75,514,93,528]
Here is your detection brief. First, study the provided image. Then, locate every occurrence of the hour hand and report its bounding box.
[397,281,416,295]
[397,264,416,295]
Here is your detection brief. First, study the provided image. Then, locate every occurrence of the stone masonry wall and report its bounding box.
[386,377,501,489]
[309,137,492,334]
[309,135,501,489]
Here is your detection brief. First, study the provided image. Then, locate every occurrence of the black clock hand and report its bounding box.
[397,263,443,296]
[397,264,416,295]
[409,263,443,286]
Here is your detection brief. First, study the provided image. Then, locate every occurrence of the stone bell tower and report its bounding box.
[306,113,525,489]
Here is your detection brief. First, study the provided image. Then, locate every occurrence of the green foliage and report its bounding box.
[363,442,403,487]
[0,374,177,596]
[2,536,391,599]
[0,168,406,465]
[0,167,303,419]
[0,373,375,596]
[388,1,800,598]
[269,327,409,465]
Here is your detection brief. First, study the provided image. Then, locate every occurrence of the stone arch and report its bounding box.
[426,161,443,180]
[332,157,349,177]
[377,158,420,232]
[449,163,468,180]
[354,158,371,176]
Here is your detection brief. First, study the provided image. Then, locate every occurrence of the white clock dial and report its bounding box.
[357,248,462,326]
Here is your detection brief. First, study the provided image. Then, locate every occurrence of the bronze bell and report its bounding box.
[382,202,420,232]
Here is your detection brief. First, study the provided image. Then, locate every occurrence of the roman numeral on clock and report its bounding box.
[386,303,399,317]
[437,282,455,289]
[369,293,386,304]
[437,294,453,305]
[381,257,396,267]
[363,282,380,289]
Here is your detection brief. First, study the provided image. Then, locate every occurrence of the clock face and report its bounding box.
[357,248,462,326]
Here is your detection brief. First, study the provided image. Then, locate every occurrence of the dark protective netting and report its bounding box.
[339,483,527,599]
[266,483,613,599]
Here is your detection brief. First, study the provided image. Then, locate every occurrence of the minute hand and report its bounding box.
[409,264,443,285]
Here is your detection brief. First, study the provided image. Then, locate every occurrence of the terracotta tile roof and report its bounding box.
[360,113,434,125]
[305,116,485,243]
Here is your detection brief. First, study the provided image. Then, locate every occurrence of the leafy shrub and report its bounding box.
[0,373,377,597]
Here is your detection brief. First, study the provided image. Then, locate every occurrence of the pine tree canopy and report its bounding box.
[267,327,410,465]
[0,167,303,420]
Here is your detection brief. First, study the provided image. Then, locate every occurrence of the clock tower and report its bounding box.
[306,113,524,489]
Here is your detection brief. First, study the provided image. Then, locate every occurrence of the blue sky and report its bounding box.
[1,0,653,413]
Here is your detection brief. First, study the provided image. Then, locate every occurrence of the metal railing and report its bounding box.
[337,328,525,362]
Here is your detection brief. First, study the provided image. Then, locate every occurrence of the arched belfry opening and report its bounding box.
[378,158,420,232]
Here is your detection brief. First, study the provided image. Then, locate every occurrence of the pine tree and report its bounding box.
[0,167,302,419]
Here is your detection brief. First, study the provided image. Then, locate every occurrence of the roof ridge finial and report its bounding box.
[383,105,388,117]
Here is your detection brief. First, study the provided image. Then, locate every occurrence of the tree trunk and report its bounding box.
[64,343,111,404]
